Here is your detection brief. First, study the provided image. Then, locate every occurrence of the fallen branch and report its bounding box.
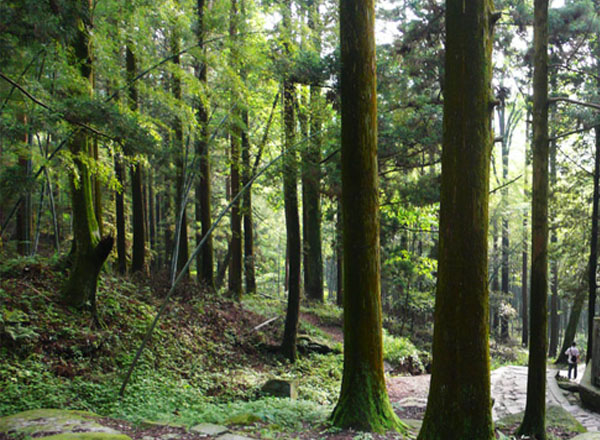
[253,316,281,332]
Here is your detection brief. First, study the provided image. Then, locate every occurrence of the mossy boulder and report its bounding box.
[0,409,130,440]
[495,405,586,435]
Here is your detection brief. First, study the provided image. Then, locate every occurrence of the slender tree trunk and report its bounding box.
[518,0,549,437]
[228,0,242,299]
[492,219,500,337]
[280,80,301,362]
[242,108,256,294]
[499,100,510,342]
[330,0,400,432]
[418,1,495,439]
[588,126,600,362]
[195,0,214,288]
[549,131,559,357]
[115,156,126,274]
[126,45,146,273]
[522,119,530,347]
[171,30,189,279]
[92,139,103,237]
[148,169,155,258]
[16,113,31,256]
[336,199,343,307]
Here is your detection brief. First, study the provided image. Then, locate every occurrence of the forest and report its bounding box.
[2,0,600,439]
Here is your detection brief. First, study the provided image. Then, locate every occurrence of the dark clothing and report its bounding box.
[568,363,578,380]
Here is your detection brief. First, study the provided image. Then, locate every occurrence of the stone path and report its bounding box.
[491,365,600,431]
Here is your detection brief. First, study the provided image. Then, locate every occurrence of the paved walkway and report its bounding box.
[491,365,600,431]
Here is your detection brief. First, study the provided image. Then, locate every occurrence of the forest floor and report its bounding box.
[0,256,597,440]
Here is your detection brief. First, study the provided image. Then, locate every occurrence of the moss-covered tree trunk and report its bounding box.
[127,45,146,274]
[417,1,495,439]
[16,113,31,256]
[330,0,400,433]
[228,0,242,300]
[517,0,549,438]
[194,0,214,288]
[62,0,113,311]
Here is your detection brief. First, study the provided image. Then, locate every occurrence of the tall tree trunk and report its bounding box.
[492,219,500,337]
[499,99,510,342]
[303,0,324,302]
[518,0,549,437]
[588,126,600,362]
[195,0,214,288]
[228,0,242,299]
[62,0,113,314]
[549,119,559,357]
[126,45,146,273]
[148,169,156,259]
[330,0,400,432]
[279,0,301,365]
[242,108,256,294]
[336,200,343,307]
[115,156,126,274]
[16,113,31,256]
[280,79,301,362]
[418,0,496,438]
[92,139,103,237]
[171,30,189,279]
[522,118,530,348]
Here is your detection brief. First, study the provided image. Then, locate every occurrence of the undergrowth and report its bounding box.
[0,256,343,430]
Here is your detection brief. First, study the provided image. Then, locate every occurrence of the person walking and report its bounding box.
[565,342,580,380]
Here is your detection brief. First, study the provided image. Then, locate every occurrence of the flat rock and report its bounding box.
[216,435,255,440]
[0,409,128,440]
[190,424,229,436]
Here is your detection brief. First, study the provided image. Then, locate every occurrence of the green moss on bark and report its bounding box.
[331,0,403,433]
[417,0,495,439]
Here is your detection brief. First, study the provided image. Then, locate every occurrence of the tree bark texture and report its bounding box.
[518,0,549,438]
[128,45,145,274]
[115,156,126,274]
[418,0,495,439]
[194,0,214,288]
[549,139,558,357]
[589,126,600,362]
[172,30,189,279]
[128,44,145,274]
[242,109,257,294]
[62,0,113,310]
[330,0,400,433]
[228,0,242,300]
[522,116,530,348]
